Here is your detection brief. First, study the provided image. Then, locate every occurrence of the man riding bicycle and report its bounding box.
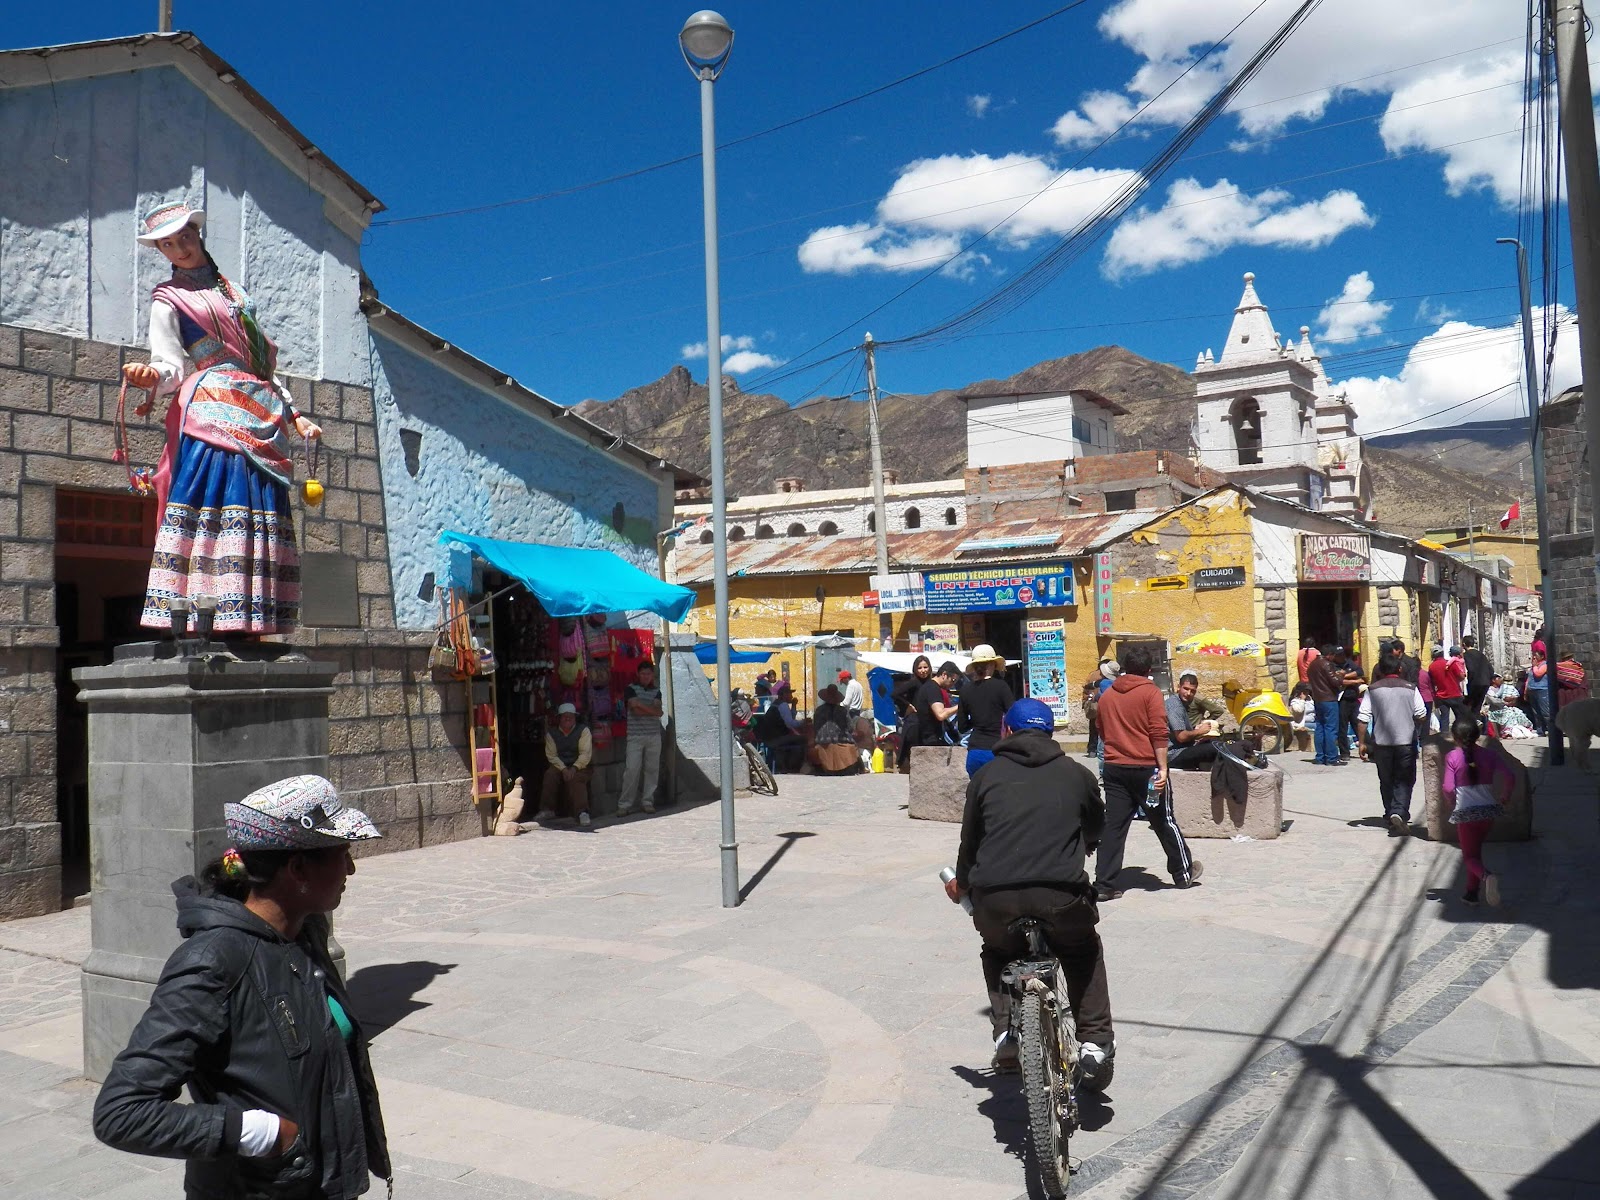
[945,698,1115,1087]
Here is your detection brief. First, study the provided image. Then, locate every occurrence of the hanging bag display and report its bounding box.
[428,594,457,674]
[111,378,157,497]
[300,433,325,507]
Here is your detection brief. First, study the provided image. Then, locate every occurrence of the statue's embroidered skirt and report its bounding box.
[141,436,300,634]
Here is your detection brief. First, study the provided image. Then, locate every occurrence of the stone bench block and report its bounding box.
[909,745,967,822]
[1419,736,1532,843]
[1170,764,1283,839]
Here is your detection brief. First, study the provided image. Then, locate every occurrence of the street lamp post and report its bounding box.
[681,10,740,908]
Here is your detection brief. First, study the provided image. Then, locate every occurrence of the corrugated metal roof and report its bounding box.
[670,509,1159,585]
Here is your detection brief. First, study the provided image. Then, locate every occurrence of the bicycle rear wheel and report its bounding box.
[1241,711,1285,755]
[1019,989,1070,1197]
[743,741,779,796]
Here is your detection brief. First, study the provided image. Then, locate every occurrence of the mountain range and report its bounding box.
[573,347,1528,536]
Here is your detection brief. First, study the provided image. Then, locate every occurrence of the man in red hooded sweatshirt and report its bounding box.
[1092,645,1202,901]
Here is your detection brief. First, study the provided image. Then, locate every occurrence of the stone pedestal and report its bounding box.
[668,634,748,800]
[1420,736,1533,844]
[909,745,967,822]
[1170,765,1284,839]
[74,645,338,1082]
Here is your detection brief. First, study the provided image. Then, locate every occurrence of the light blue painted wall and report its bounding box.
[370,329,667,629]
[0,67,367,384]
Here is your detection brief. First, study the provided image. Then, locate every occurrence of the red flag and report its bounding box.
[1499,501,1519,530]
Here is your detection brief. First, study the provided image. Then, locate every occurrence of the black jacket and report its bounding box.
[955,731,1105,894]
[93,880,390,1200]
[1464,648,1495,688]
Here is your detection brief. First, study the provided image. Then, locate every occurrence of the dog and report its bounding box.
[494,776,526,835]
[1554,699,1600,770]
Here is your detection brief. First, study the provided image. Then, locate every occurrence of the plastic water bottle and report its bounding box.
[939,866,974,914]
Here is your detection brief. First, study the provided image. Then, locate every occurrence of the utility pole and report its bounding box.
[1552,0,1600,637]
[1498,236,1563,763]
[1467,500,1476,569]
[158,0,172,32]
[863,333,892,649]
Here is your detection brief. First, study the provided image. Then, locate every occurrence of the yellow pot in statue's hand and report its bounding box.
[301,478,325,507]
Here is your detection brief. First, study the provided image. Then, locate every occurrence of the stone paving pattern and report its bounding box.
[0,747,1595,1197]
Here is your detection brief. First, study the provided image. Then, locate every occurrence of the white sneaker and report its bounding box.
[578,812,591,827]
[1484,873,1501,907]
[641,801,656,813]
[992,1031,1020,1073]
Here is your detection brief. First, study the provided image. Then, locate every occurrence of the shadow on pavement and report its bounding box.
[738,830,816,902]
[1110,866,1167,893]
[345,960,456,1038]
[1510,1119,1600,1196]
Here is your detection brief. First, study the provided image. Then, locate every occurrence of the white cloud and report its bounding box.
[1415,297,1459,325]
[681,334,757,359]
[722,350,785,374]
[1317,271,1392,343]
[967,94,993,118]
[1338,308,1580,433]
[1103,178,1373,277]
[681,333,785,374]
[1051,0,1521,200]
[797,222,967,275]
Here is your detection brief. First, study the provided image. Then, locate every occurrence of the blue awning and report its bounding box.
[440,531,695,622]
[694,643,772,665]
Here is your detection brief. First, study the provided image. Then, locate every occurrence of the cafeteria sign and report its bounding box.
[923,563,1075,614]
[1300,533,1370,583]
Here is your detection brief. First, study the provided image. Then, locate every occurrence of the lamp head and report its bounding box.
[680,10,733,77]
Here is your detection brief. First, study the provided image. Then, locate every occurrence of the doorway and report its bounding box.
[55,489,157,903]
[1298,587,1361,654]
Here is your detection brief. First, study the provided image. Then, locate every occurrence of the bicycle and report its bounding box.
[1002,916,1088,1197]
[730,691,778,796]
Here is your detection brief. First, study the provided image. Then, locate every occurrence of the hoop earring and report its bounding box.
[300,884,308,895]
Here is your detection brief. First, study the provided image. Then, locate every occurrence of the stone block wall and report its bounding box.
[0,322,477,917]
[1539,395,1599,679]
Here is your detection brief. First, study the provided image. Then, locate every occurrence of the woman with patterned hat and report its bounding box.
[122,202,322,636]
[93,776,391,1199]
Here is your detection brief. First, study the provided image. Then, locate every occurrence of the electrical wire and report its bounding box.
[369,1,1096,228]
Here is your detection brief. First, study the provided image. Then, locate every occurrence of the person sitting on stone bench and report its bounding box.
[808,685,861,774]
[1167,671,1223,771]
[754,682,807,772]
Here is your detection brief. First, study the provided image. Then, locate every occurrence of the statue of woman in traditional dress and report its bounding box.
[121,203,321,636]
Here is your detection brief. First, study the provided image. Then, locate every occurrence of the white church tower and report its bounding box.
[1192,273,1372,519]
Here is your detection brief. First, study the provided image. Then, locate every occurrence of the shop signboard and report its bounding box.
[923,562,1075,614]
[1194,566,1247,591]
[869,572,926,614]
[1300,533,1370,583]
[861,591,880,608]
[923,623,960,653]
[1025,618,1068,719]
[1093,552,1113,635]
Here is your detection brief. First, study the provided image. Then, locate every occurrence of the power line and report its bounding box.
[369,1,1096,228]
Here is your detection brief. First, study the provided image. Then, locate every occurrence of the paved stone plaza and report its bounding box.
[0,748,1595,1198]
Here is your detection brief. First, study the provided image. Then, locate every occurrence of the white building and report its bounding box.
[964,387,1126,469]
[677,477,968,544]
[1193,273,1372,520]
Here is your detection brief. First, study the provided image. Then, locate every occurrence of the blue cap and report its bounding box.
[1004,698,1055,734]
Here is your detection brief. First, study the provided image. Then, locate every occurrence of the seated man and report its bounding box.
[754,682,807,772]
[808,684,859,774]
[945,699,1114,1089]
[1167,670,1222,771]
[537,703,593,826]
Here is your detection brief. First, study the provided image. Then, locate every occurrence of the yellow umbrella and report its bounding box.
[1173,628,1266,657]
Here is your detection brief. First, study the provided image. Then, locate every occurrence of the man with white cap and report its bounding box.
[539,703,594,825]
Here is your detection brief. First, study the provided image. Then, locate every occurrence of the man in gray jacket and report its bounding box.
[1357,653,1428,836]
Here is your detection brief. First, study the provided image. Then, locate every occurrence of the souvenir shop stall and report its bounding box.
[437,533,696,819]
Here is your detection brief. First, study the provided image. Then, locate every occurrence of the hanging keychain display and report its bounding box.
[111,378,156,497]
[300,432,324,507]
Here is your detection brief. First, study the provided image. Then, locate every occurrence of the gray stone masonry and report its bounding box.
[72,649,338,1081]
[0,322,489,919]
[1539,394,1600,680]
[668,633,746,800]
[908,745,966,821]
[1170,762,1284,839]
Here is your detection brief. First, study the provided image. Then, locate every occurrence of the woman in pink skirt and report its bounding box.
[122,202,321,635]
[1442,718,1515,907]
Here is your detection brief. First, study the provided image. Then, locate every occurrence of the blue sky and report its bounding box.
[7,1,1578,436]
